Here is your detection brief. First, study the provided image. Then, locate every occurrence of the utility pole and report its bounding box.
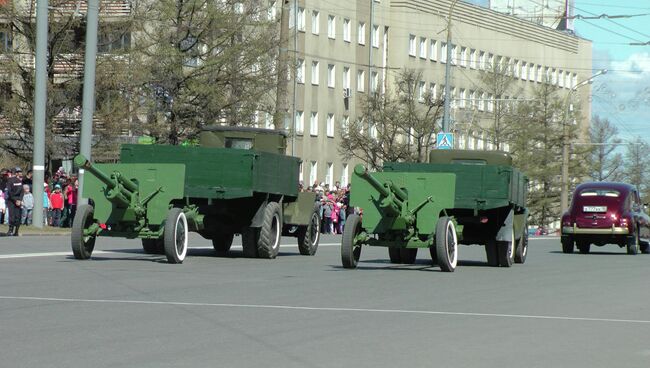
[274,1,290,139]
[31,0,48,228]
[442,0,459,133]
[560,69,607,214]
[77,0,100,204]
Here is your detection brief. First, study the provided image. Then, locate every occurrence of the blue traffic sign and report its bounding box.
[436,133,454,150]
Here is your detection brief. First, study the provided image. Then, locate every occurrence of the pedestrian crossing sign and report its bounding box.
[436,133,454,150]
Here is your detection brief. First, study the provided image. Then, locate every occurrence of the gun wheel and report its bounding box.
[71,204,97,260]
[515,221,528,264]
[298,207,320,256]
[212,232,234,255]
[497,226,515,267]
[341,214,362,269]
[435,216,458,272]
[164,208,188,264]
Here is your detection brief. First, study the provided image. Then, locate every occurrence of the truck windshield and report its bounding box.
[225,138,253,150]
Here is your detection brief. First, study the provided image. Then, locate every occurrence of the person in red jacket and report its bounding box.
[49,184,65,227]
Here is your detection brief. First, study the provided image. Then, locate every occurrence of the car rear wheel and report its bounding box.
[561,236,574,254]
[577,241,590,254]
[626,230,639,255]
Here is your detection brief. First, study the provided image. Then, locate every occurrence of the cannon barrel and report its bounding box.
[354,164,406,217]
[74,154,138,207]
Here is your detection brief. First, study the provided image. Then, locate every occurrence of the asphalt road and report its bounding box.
[0,233,649,368]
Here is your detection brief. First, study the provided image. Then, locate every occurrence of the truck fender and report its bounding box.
[496,208,514,242]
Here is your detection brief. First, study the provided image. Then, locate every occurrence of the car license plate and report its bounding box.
[583,206,606,212]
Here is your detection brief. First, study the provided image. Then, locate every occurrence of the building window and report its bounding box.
[479,51,485,70]
[419,37,426,58]
[487,53,494,68]
[537,65,543,83]
[552,68,557,85]
[558,70,565,88]
[430,40,437,61]
[469,49,476,69]
[572,73,578,89]
[429,82,437,101]
[310,161,318,186]
[358,22,366,45]
[327,15,336,39]
[418,80,425,102]
[357,70,365,92]
[341,164,349,187]
[451,87,457,108]
[372,25,380,48]
[469,90,476,109]
[295,110,304,134]
[460,47,467,67]
[327,64,335,88]
[459,88,466,108]
[311,60,319,85]
[311,10,320,34]
[521,62,527,80]
[441,42,447,63]
[343,66,350,89]
[343,18,351,42]
[408,34,416,56]
[341,115,350,133]
[487,93,494,112]
[529,63,536,82]
[297,7,305,31]
[326,163,334,187]
[371,71,378,92]
[310,112,318,136]
[327,113,335,137]
[98,30,131,53]
[267,1,277,21]
[296,58,305,83]
[479,92,486,111]
[451,45,457,65]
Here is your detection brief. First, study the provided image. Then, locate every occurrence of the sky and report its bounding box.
[465,0,650,142]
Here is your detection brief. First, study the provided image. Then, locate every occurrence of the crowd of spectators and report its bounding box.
[1,166,78,235]
[300,180,360,235]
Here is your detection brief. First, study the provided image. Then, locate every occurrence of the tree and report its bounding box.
[338,69,444,170]
[474,58,520,150]
[507,81,582,228]
[129,0,280,145]
[622,137,650,200]
[589,115,623,182]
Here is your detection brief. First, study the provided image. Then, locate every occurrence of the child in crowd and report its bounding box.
[21,185,34,226]
[49,184,64,227]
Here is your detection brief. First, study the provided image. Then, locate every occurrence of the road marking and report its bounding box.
[0,295,648,325]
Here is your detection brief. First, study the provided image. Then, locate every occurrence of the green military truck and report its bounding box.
[383,150,528,267]
[72,126,320,264]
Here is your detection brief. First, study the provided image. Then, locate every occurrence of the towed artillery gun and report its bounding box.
[72,126,320,264]
[341,165,459,271]
[342,150,528,270]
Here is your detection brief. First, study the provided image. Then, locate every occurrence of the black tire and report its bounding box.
[577,241,590,254]
[212,232,234,254]
[241,228,259,258]
[497,226,515,267]
[257,202,282,259]
[429,246,438,265]
[435,216,458,272]
[71,204,96,260]
[400,248,418,264]
[297,208,320,256]
[341,214,362,269]
[163,208,188,264]
[561,236,574,254]
[388,248,402,263]
[514,223,528,264]
[640,242,649,254]
[627,230,639,255]
[142,239,164,254]
[485,239,499,267]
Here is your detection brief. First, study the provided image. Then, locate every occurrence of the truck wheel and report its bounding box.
[241,228,259,258]
[142,239,164,254]
[400,248,418,264]
[388,248,402,263]
[163,208,188,264]
[212,232,234,255]
[627,230,639,255]
[71,204,97,260]
[577,241,590,254]
[298,208,320,256]
[257,202,282,259]
[497,227,515,267]
[561,236,574,254]
[435,217,458,272]
[485,240,498,267]
[514,223,528,264]
[641,242,649,254]
[341,214,362,269]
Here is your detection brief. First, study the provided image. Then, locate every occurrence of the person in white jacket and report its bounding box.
[0,191,6,225]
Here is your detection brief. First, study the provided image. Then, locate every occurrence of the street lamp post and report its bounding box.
[560,69,607,214]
